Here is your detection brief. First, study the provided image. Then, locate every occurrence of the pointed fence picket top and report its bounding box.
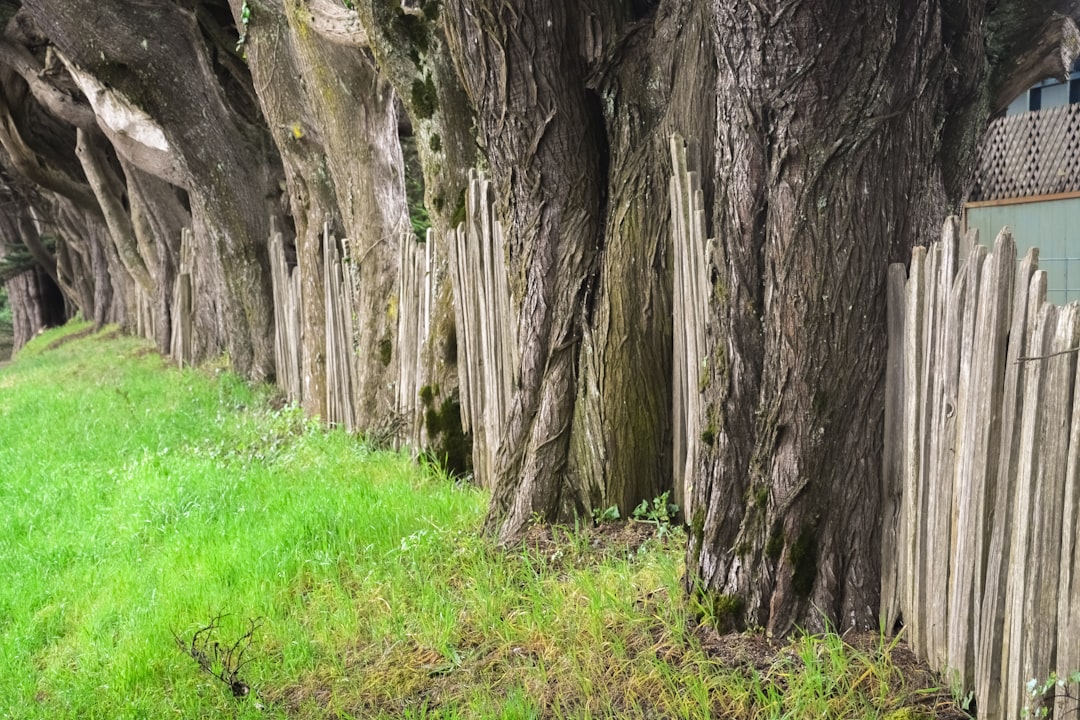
[447,170,518,488]
[887,224,1080,719]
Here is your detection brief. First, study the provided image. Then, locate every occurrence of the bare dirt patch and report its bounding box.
[44,325,98,351]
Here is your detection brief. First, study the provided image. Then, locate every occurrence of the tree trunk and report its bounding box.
[6,266,65,350]
[281,4,406,430]
[236,0,336,418]
[120,157,190,352]
[571,0,720,519]
[26,0,283,379]
[351,0,478,455]
[682,0,1034,635]
[443,0,609,539]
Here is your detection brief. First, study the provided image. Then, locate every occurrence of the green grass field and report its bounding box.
[0,324,963,719]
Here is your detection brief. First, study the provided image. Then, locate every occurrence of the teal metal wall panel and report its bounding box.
[966,197,1080,303]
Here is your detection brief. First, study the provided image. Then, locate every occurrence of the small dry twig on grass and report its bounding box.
[173,613,262,698]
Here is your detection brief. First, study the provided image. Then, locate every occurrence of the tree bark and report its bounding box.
[443,0,609,539]
[26,0,283,379]
[281,2,406,429]
[682,0,1076,635]
[237,0,337,418]
[571,0,719,519]
[351,0,478,454]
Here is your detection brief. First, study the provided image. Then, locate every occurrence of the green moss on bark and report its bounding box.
[411,75,438,119]
[765,526,784,561]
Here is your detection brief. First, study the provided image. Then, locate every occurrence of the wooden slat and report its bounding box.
[900,244,927,640]
[881,262,908,630]
[1001,276,1052,720]
[922,220,962,671]
[909,240,943,660]
[1057,301,1080,718]
[975,245,1038,720]
[947,228,1015,689]
[669,134,713,518]
[269,230,301,403]
[1017,302,1078,717]
[442,171,517,485]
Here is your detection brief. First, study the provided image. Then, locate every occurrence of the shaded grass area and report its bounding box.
[0,324,967,719]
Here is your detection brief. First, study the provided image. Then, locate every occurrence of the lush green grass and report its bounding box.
[0,324,959,719]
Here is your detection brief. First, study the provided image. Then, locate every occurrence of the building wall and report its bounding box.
[965,196,1080,304]
[1006,61,1080,115]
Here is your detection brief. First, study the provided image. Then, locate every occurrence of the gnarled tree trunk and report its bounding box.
[27,0,283,379]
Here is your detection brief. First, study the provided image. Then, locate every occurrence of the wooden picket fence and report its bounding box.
[669,134,711,519]
[447,170,518,488]
[396,227,433,444]
[169,228,194,367]
[883,218,1080,719]
[268,222,434,439]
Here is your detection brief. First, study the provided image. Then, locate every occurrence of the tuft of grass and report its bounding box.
[0,323,965,719]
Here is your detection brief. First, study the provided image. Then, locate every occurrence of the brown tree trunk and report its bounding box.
[351,0,478,455]
[443,0,609,539]
[571,0,720,519]
[682,0,1053,635]
[26,0,283,379]
[6,266,65,350]
[120,157,190,352]
[236,0,336,418]
[236,0,412,431]
[282,5,406,429]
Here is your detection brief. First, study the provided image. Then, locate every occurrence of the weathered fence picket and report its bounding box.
[269,229,301,403]
[889,224,1080,719]
[323,228,357,430]
[396,228,432,443]
[447,170,517,487]
[266,220,436,444]
[169,228,193,367]
[669,134,711,518]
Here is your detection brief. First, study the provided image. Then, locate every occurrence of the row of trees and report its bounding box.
[0,0,1074,635]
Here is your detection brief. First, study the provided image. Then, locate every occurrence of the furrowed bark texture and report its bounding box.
[237,0,410,430]
[352,0,478,452]
[237,0,338,419]
[687,1,994,634]
[285,7,406,428]
[26,0,282,379]
[572,0,718,518]
[444,0,606,538]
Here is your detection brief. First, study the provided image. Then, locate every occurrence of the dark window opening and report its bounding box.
[1030,87,1043,112]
